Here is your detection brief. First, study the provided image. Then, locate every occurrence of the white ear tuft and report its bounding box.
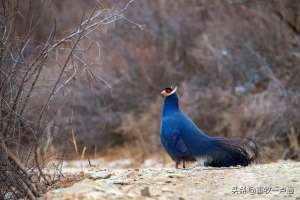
[170,86,177,95]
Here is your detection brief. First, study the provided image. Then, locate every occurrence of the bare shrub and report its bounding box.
[117,97,163,156]
[0,0,138,198]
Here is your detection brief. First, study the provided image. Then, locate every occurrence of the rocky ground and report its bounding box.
[45,160,300,200]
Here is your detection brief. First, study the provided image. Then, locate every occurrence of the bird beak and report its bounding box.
[161,90,167,96]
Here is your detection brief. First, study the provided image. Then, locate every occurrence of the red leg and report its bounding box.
[175,161,180,169]
[183,160,186,169]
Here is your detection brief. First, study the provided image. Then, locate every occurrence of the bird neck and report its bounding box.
[162,93,180,116]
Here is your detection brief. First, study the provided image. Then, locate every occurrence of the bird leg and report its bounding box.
[175,160,186,169]
[175,161,180,169]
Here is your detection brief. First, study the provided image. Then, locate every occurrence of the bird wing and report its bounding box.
[161,128,190,160]
[174,133,189,154]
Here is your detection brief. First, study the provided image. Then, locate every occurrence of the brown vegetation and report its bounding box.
[0,0,135,198]
[1,0,300,198]
[89,0,300,161]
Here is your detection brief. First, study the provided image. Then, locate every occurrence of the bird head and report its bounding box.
[161,86,177,97]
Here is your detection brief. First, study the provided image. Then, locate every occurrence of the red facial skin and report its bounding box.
[164,87,173,94]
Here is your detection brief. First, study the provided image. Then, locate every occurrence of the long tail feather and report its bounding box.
[206,137,259,167]
[243,137,259,163]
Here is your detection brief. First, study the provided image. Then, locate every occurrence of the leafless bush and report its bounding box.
[0,0,138,198]
[117,97,163,156]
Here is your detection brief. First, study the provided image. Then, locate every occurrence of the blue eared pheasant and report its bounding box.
[160,87,258,168]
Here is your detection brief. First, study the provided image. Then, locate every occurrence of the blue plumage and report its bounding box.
[160,87,258,168]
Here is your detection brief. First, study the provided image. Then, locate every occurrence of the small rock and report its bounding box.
[161,186,172,192]
[79,171,85,177]
[168,175,182,178]
[167,170,175,173]
[89,171,111,180]
[141,187,151,197]
[126,171,138,178]
[112,178,131,185]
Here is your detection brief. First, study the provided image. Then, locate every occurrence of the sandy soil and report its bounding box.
[45,160,300,200]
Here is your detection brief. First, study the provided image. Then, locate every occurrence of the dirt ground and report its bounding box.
[45,160,300,200]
